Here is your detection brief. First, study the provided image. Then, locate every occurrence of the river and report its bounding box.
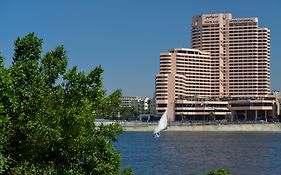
[115,131,281,175]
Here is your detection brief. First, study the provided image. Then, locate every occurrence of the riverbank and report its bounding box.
[124,123,281,132]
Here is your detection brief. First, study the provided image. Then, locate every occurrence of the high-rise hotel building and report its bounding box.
[192,13,270,97]
[156,48,215,120]
[156,13,277,122]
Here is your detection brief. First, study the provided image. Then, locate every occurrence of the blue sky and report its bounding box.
[1,0,281,97]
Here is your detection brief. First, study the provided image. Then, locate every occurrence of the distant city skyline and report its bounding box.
[0,0,281,97]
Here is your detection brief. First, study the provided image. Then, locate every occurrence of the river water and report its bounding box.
[115,131,281,175]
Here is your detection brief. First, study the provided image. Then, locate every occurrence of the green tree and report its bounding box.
[0,33,132,175]
[205,168,230,175]
[96,89,122,119]
[120,107,138,121]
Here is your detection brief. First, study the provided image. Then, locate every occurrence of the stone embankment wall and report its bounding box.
[124,124,281,132]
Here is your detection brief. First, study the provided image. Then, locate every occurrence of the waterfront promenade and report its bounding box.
[123,122,281,132]
[95,119,281,132]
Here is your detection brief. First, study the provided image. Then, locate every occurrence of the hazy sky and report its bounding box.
[1,0,281,97]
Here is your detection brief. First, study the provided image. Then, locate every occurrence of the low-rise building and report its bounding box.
[120,96,142,108]
[120,96,155,119]
[272,90,281,117]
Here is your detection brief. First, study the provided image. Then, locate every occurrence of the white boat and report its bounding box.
[153,110,168,137]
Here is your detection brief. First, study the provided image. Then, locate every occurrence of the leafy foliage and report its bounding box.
[205,168,230,175]
[0,33,132,174]
[119,107,138,121]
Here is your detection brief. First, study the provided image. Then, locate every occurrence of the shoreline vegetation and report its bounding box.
[0,33,132,174]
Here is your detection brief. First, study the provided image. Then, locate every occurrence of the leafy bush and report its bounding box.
[0,33,132,175]
[205,168,230,175]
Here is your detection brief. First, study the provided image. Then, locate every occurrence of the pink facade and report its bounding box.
[156,13,276,122]
[192,13,270,98]
[156,48,215,121]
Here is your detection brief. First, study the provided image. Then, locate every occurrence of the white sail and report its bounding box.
[154,110,168,136]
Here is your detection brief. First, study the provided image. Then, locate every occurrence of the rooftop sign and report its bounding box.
[230,18,257,23]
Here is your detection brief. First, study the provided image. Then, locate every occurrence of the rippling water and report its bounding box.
[115,131,281,175]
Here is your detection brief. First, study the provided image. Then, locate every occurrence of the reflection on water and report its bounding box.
[115,132,281,175]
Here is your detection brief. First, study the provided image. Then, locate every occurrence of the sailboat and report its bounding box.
[153,110,168,137]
